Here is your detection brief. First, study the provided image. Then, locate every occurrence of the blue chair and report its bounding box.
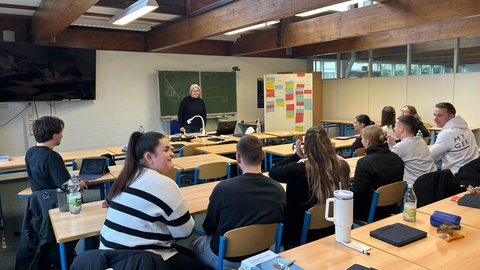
[351,148,365,158]
[193,162,230,185]
[300,204,333,245]
[354,180,407,225]
[170,119,181,135]
[164,168,181,185]
[217,223,283,270]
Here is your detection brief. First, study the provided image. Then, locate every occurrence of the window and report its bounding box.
[459,36,480,73]
[313,54,337,79]
[339,50,369,78]
[372,46,407,77]
[410,40,454,75]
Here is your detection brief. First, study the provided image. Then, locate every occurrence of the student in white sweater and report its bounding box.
[387,114,437,185]
[430,102,479,174]
[99,131,211,270]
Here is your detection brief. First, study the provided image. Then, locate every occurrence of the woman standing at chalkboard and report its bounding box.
[178,83,207,133]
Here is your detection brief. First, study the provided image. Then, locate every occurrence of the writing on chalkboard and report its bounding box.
[158,71,236,117]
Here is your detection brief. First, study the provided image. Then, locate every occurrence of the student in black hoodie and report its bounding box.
[178,83,207,133]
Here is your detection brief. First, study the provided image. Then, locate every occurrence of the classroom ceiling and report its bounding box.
[1,0,480,60]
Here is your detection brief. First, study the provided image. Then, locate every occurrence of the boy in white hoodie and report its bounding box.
[430,102,479,174]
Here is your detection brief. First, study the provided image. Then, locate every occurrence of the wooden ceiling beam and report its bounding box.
[146,0,345,51]
[51,27,145,51]
[32,0,99,43]
[231,0,480,56]
[291,15,480,58]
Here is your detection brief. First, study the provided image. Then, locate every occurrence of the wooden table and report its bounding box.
[263,130,305,141]
[279,234,426,270]
[59,149,117,162]
[0,155,26,174]
[351,211,480,269]
[320,119,355,136]
[345,156,360,180]
[104,146,126,157]
[196,143,238,155]
[17,170,117,198]
[331,137,356,149]
[417,192,480,228]
[172,153,237,171]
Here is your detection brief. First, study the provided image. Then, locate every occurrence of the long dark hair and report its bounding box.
[107,131,166,202]
[355,114,375,127]
[381,106,396,128]
[304,126,350,204]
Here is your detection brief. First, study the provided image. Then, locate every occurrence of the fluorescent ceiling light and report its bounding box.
[225,21,279,36]
[111,0,159,25]
[296,0,363,17]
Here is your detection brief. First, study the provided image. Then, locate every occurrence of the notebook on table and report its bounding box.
[216,120,237,136]
[457,194,480,208]
[78,158,107,180]
[369,222,427,247]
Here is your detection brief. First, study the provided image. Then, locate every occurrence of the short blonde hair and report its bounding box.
[189,84,201,95]
[361,125,385,146]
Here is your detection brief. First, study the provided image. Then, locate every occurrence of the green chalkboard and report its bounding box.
[158,70,237,117]
[201,72,237,114]
[158,71,200,117]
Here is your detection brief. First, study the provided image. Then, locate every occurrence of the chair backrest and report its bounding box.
[352,148,366,158]
[163,168,180,184]
[194,161,230,184]
[300,204,333,245]
[179,143,202,157]
[367,180,406,223]
[218,223,283,270]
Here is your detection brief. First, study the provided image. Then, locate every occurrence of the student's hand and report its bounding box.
[295,139,305,158]
[79,180,88,191]
[386,135,396,146]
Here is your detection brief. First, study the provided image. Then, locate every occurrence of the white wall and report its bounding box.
[0,51,307,160]
[322,72,480,141]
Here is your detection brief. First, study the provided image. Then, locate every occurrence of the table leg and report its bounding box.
[59,242,67,270]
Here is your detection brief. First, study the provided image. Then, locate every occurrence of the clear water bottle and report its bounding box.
[403,183,417,222]
[416,130,423,138]
[256,118,261,134]
[67,173,82,214]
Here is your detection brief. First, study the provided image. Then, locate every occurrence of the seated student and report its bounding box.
[387,114,437,185]
[339,114,375,158]
[192,135,285,270]
[381,106,396,138]
[99,131,211,270]
[269,126,350,248]
[400,105,430,138]
[430,102,479,174]
[350,125,404,221]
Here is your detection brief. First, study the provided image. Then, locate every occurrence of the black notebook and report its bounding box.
[370,223,427,247]
[457,194,480,208]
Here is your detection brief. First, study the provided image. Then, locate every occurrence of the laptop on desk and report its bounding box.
[78,158,107,180]
[216,120,237,136]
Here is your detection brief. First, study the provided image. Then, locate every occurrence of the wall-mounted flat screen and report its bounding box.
[0,41,96,102]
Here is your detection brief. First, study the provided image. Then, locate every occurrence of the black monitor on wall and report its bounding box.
[0,41,96,102]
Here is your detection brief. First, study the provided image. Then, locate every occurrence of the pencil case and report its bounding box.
[430,210,461,227]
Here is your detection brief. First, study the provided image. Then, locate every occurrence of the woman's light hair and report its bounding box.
[189,83,201,95]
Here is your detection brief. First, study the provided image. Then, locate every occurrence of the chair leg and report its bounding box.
[300,212,311,245]
[218,236,227,270]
